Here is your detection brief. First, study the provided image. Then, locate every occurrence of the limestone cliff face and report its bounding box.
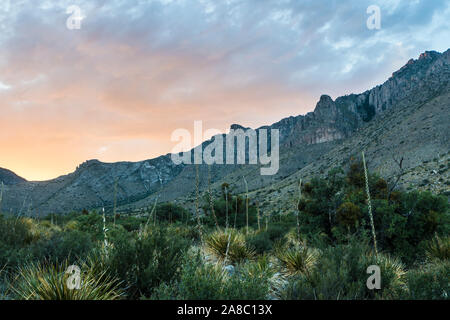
[279,49,449,148]
[1,49,449,215]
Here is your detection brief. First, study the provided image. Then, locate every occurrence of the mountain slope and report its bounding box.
[0,168,26,185]
[1,49,449,216]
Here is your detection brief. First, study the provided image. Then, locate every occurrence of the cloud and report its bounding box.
[0,0,448,180]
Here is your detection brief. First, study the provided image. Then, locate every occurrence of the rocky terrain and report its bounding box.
[0,49,449,216]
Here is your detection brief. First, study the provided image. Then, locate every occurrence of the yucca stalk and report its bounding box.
[102,208,109,255]
[362,151,378,257]
[256,201,261,231]
[195,164,202,237]
[207,166,219,229]
[243,176,249,234]
[144,196,158,232]
[225,186,229,229]
[113,178,118,226]
[295,179,302,240]
[0,181,3,213]
[224,229,232,265]
[234,196,238,229]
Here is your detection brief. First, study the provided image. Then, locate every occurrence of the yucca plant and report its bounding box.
[426,235,450,261]
[243,254,275,279]
[12,260,124,300]
[275,246,319,276]
[366,252,406,299]
[205,230,255,264]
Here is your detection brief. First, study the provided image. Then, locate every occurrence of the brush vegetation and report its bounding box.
[0,160,448,300]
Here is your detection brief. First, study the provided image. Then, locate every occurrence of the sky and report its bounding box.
[0,0,449,181]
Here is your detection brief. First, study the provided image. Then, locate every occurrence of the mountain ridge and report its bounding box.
[1,48,449,216]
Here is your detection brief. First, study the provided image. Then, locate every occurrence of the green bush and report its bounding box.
[29,230,94,265]
[246,231,273,254]
[280,239,406,300]
[106,226,189,299]
[404,260,449,300]
[152,252,270,300]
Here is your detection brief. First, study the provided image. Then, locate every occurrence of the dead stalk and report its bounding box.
[362,151,378,257]
[295,179,302,240]
[243,176,249,234]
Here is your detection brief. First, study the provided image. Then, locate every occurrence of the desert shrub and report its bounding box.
[106,226,189,299]
[279,239,406,300]
[116,216,145,232]
[336,202,361,228]
[346,161,365,188]
[404,260,449,300]
[74,213,103,239]
[12,260,124,300]
[152,252,270,300]
[155,203,191,224]
[29,230,94,265]
[0,217,41,270]
[246,231,273,254]
[425,235,450,261]
[0,216,35,247]
[266,223,289,242]
[206,197,257,229]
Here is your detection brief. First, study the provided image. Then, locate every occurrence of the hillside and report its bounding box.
[1,49,449,216]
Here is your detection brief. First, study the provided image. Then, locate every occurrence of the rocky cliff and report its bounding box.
[1,49,449,215]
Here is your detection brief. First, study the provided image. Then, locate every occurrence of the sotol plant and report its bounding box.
[12,260,124,300]
[205,230,255,264]
[275,245,319,276]
[426,235,450,261]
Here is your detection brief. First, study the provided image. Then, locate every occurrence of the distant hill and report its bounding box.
[1,49,449,216]
[0,168,26,185]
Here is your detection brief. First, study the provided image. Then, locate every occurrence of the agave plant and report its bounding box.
[275,246,319,276]
[12,260,124,300]
[426,235,450,261]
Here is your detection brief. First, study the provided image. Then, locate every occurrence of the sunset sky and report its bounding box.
[0,0,449,181]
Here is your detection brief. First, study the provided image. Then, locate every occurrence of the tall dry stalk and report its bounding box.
[0,182,4,214]
[362,151,378,257]
[225,186,229,229]
[102,207,109,256]
[243,176,249,234]
[295,179,302,240]
[256,201,261,231]
[113,178,118,226]
[207,166,219,229]
[195,164,202,236]
[144,196,159,231]
[234,196,238,229]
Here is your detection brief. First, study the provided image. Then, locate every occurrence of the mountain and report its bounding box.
[0,168,26,185]
[1,49,449,216]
